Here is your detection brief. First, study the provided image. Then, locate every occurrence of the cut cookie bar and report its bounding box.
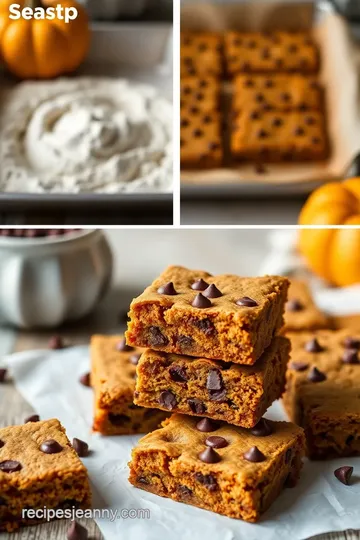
[129,414,305,522]
[91,335,168,435]
[181,32,223,78]
[284,329,360,458]
[134,336,290,428]
[126,265,289,365]
[0,419,91,532]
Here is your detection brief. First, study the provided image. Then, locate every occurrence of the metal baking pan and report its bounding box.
[0,22,173,214]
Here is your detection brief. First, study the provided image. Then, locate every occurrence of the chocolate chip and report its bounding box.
[157,282,177,295]
[250,418,273,437]
[199,447,221,463]
[206,436,228,449]
[0,496,6,505]
[261,47,270,59]
[148,326,169,347]
[312,136,321,144]
[193,128,204,138]
[334,466,353,485]
[272,116,284,128]
[79,372,91,387]
[188,398,206,414]
[299,103,308,112]
[49,335,65,350]
[159,390,177,410]
[169,365,188,382]
[196,418,219,432]
[342,349,360,364]
[305,338,323,353]
[286,299,304,312]
[285,448,292,463]
[206,369,223,392]
[178,485,192,497]
[202,284,222,299]
[244,79,254,87]
[262,103,274,112]
[25,414,40,423]
[0,440,4,449]
[72,438,89,457]
[198,43,208,52]
[67,521,88,540]
[288,44,298,53]
[193,317,215,336]
[307,367,326,383]
[194,472,218,491]
[181,118,189,127]
[116,338,133,352]
[40,440,63,454]
[236,296,258,307]
[177,335,194,349]
[344,337,360,349]
[203,115,212,124]
[247,40,257,49]
[255,93,265,103]
[294,126,305,136]
[265,79,274,88]
[281,92,291,102]
[250,111,260,120]
[130,353,142,365]
[276,58,284,67]
[192,293,212,308]
[0,460,22,473]
[108,413,130,425]
[189,106,199,114]
[199,80,208,88]
[137,475,150,485]
[243,446,266,462]
[257,128,269,139]
[0,369,7,383]
[255,164,267,174]
[289,361,309,371]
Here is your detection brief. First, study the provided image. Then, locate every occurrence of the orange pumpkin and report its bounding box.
[0,0,90,79]
[298,178,360,287]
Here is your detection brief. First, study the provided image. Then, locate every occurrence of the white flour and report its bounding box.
[0,77,172,193]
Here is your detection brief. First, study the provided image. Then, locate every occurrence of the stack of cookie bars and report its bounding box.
[180,30,328,169]
[125,265,305,522]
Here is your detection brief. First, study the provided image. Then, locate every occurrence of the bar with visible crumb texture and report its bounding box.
[126,266,289,365]
[91,335,168,435]
[134,336,290,428]
[284,329,360,459]
[129,414,305,522]
[0,419,91,532]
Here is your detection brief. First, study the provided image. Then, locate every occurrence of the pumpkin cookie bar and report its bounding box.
[129,414,305,522]
[284,330,360,459]
[126,266,289,365]
[284,279,330,332]
[91,335,168,435]
[134,336,290,428]
[225,31,319,76]
[181,32,223,78]
[0,419,91,532]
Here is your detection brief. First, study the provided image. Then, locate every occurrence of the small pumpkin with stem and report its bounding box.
[0,0,90,79]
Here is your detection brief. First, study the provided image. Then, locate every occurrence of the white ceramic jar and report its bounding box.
[0,230,113,328]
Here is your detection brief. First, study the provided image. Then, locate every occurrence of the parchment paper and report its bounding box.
[3,342,360,540]
[181,2,360,186]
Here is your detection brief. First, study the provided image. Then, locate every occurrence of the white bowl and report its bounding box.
[0,230,113,328]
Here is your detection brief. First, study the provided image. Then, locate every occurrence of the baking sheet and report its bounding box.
[0,22,173,210]
[181,1,360,197]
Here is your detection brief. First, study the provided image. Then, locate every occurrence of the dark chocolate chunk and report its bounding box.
[49,335,65,350]
[169,365,188,382]
[159,390,177,410]
[188,398,206,414]
[40,439,63,454]
[0,460,22,473]
[193,317,216,336]
[250,418,273,437]
[334,466,353,485]
[79,372,91,387]
[108,413,130,425]
[206,369,223,392]
[209,388,227,401]
[194,472,218,491]
[72,438,89,457]
[344,337,360,350]
[243,446,266,462]
[0,369,7,383]
[236,296,258,307]
[305,338,323,353]
[148,326,169,347]
[289,361,309,372]
[307,366,326,383]
[342,349,360,364]
[177,485,192,497]
[157,282,178,295]
[0,440,4,449]
[196,418,219,432]
[67,521,88,540]
[130,353,142,366]
[116,338,133,352]
[205,436,228,449]
[25,414,40,423]
[286,299,304,311]
[192,293,212,308]
[199,447,221,463]
[177,335,194,349]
